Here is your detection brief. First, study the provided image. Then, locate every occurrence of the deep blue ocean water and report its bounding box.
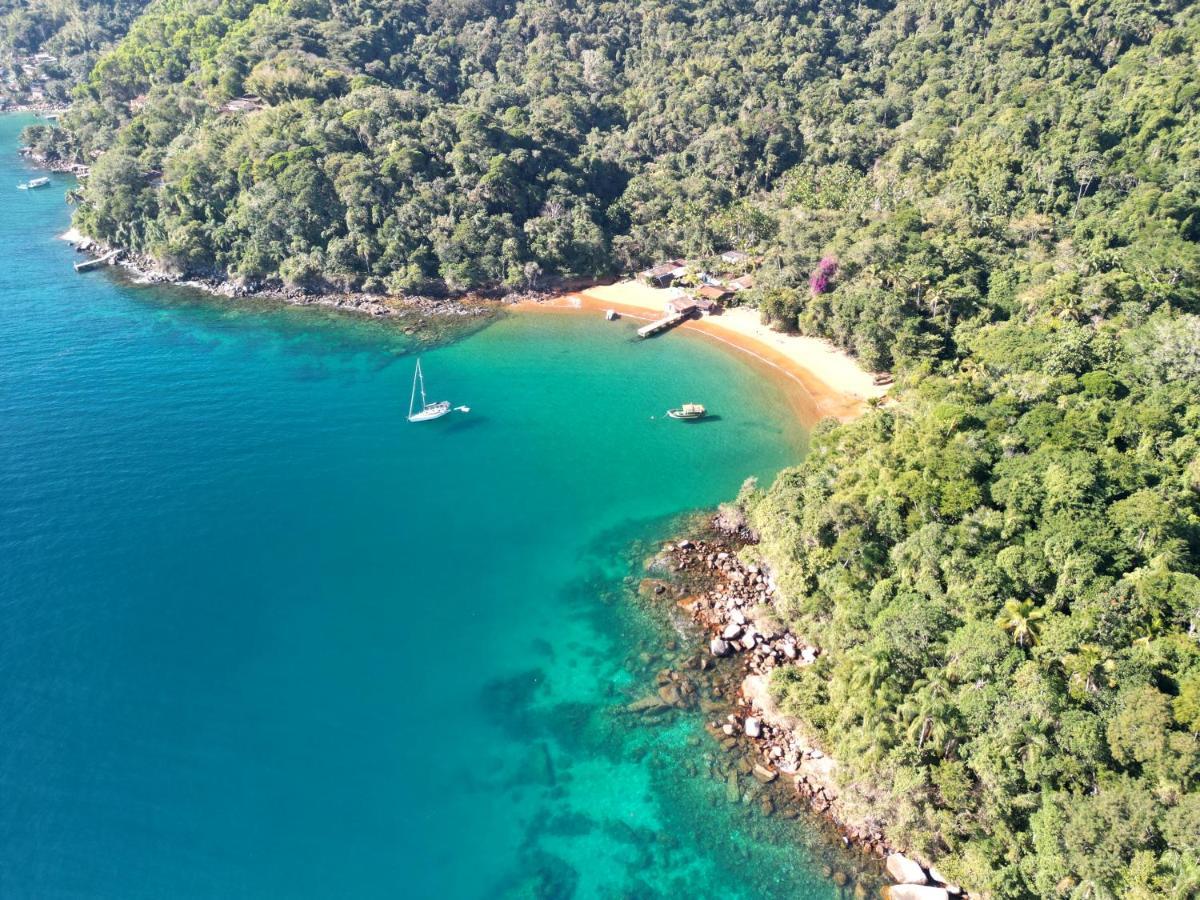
[0,114,864,898]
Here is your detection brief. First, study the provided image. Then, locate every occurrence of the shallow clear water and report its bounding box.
[0,114,862,898]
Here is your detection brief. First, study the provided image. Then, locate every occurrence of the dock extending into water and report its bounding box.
[637,312,687,338]
[73,250,120,273]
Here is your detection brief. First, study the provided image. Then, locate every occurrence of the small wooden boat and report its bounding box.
[667,403,707,420]
[18,177,50,190]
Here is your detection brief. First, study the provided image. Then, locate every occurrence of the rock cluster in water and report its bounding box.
[639,520,966,900]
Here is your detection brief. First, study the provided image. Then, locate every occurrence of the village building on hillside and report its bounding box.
[720,250,749,265]
[220,96,265,115]
[726,274,756,292]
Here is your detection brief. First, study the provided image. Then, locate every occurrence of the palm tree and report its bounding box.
[1063,643,1116,698]
[848,649,902,721]
[1015,716,1054,775]
[849,648,890,693]
[1161,849,1200,900]
[897,668,956,755]
[996,598,1047,649]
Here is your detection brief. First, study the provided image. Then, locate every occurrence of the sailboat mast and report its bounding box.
[409,360,420,418]
[418,359,428,409]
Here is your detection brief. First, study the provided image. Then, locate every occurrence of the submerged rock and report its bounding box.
[751,764,777,784]
[626,695,668,713]
[725,771,740,803]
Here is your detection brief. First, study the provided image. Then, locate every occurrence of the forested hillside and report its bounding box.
[750,311,1200,897]
[0,0,149,105]
[24,0,1200,896]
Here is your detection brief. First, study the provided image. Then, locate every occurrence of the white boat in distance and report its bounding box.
[18,176,50,190]
[667,403,707,420]
[407,358,453,422]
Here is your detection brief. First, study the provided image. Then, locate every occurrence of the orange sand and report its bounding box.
[513,281,889,425]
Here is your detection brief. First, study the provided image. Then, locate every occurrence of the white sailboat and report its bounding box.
[407,358,452,422]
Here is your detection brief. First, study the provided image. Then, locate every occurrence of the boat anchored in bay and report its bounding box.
[667,403,707,420]
[17,177,50,190]
[407,358,468,422]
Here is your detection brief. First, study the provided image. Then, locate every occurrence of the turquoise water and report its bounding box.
[0,114,858,898]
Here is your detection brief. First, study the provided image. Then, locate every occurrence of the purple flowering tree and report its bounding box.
[809,256,838,296]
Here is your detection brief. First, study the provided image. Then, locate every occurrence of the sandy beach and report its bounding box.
[57,221,881,424]
[516,281,889,424]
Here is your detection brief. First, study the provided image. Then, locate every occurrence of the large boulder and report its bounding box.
[885,887,949,900]
[751,764,778,784]
[709,638,732,657]
[928,866,961,895]
[886,853,929,885]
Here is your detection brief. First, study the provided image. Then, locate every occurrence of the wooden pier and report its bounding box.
[637,311,687,338]
[73,250,120,273]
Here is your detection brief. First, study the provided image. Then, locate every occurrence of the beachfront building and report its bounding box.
[697,284,732,303]
[665,297,699,317]
[726,274,756,292]
[695,285,732,313]
[640,259,686,288]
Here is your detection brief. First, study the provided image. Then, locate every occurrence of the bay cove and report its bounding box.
[0,114,868,899]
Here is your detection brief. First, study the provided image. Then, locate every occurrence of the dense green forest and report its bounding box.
[0,0,149,104]
[19,0,1200,896]
[751,310,1200,897]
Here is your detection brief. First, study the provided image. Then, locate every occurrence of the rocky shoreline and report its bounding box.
[633,513,966,900]
[60,236,592,330]
[18,142,79,174]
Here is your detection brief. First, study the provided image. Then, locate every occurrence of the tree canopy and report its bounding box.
[0,0,150,105]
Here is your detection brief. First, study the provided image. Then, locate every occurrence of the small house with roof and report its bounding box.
[720,250,749,265]
[665,297,699,317]
[220,96,265,115]
[641,259,686,288]
[695,284,732,313]
[726,274,756,292]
